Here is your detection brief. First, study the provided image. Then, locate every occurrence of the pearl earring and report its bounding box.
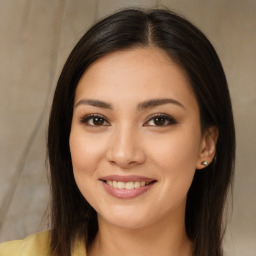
[201,160,208,166]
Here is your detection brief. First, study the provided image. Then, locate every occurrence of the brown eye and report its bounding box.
[80,114,110,126]
[153,117,166,126]
[144,114,177,127]
[92,117,104,126]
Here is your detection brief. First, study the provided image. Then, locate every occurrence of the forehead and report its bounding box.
[75,47,197,110]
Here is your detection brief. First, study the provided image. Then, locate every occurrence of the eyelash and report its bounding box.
[144,113,177,127]
[80,113,110,126]
[80,113,177,127]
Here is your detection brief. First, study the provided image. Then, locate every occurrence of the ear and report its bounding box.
[196,126,218,169]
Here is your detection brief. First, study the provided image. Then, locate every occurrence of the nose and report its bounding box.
[106,125,146,168]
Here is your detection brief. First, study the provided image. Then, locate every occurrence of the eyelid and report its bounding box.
[79,113,177,127]
[143,113,177,126]
[80,113,110,126]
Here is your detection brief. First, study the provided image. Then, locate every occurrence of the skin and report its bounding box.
[69,47,218,256]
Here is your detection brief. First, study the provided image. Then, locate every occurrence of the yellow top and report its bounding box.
[0,230,87,256]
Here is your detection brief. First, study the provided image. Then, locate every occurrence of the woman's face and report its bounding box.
[70,47,209,229]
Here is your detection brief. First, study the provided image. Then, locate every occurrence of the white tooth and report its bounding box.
[106,180,110,185]
[113,181,118,188]
[140,181,146,187]
[118,181,126,189]
[108,180,113,186]
[125,181,134,190]
[134,181,141,188]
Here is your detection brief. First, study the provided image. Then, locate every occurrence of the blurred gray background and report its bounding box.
[0,1,255,255]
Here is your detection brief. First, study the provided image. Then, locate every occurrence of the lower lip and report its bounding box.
[101,181,155,199]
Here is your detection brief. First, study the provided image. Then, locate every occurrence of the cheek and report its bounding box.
[69,130,106,207]
[69,130,105,174]
[147,128,201,199]
[148,128,201,170]
[69,129,108,201]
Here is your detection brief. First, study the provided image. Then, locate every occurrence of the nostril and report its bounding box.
[106,139,146,167]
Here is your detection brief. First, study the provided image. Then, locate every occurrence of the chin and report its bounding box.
[105,216,149,230]
[98,208,153,230]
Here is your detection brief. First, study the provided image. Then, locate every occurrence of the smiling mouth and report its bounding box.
[100,176,157,199]
[103,180,155,190]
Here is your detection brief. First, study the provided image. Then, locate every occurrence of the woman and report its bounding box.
[0,8,235,256]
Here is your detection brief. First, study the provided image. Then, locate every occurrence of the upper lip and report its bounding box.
[99,175,156,182]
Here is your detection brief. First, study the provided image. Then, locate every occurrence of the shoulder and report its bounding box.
[0,230,51,256]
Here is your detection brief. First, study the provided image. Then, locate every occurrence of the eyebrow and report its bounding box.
[75,99,112,109]
[75,98,185,110]
[137,98,185,110]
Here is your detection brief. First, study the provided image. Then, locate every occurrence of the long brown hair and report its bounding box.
[48,8,235,256]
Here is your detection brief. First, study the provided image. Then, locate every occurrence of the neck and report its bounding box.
[88,210,192,256]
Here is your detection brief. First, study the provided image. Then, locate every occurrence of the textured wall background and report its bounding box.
[0,1,255,255]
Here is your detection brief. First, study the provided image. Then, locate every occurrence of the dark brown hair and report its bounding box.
[48,8,235,256]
